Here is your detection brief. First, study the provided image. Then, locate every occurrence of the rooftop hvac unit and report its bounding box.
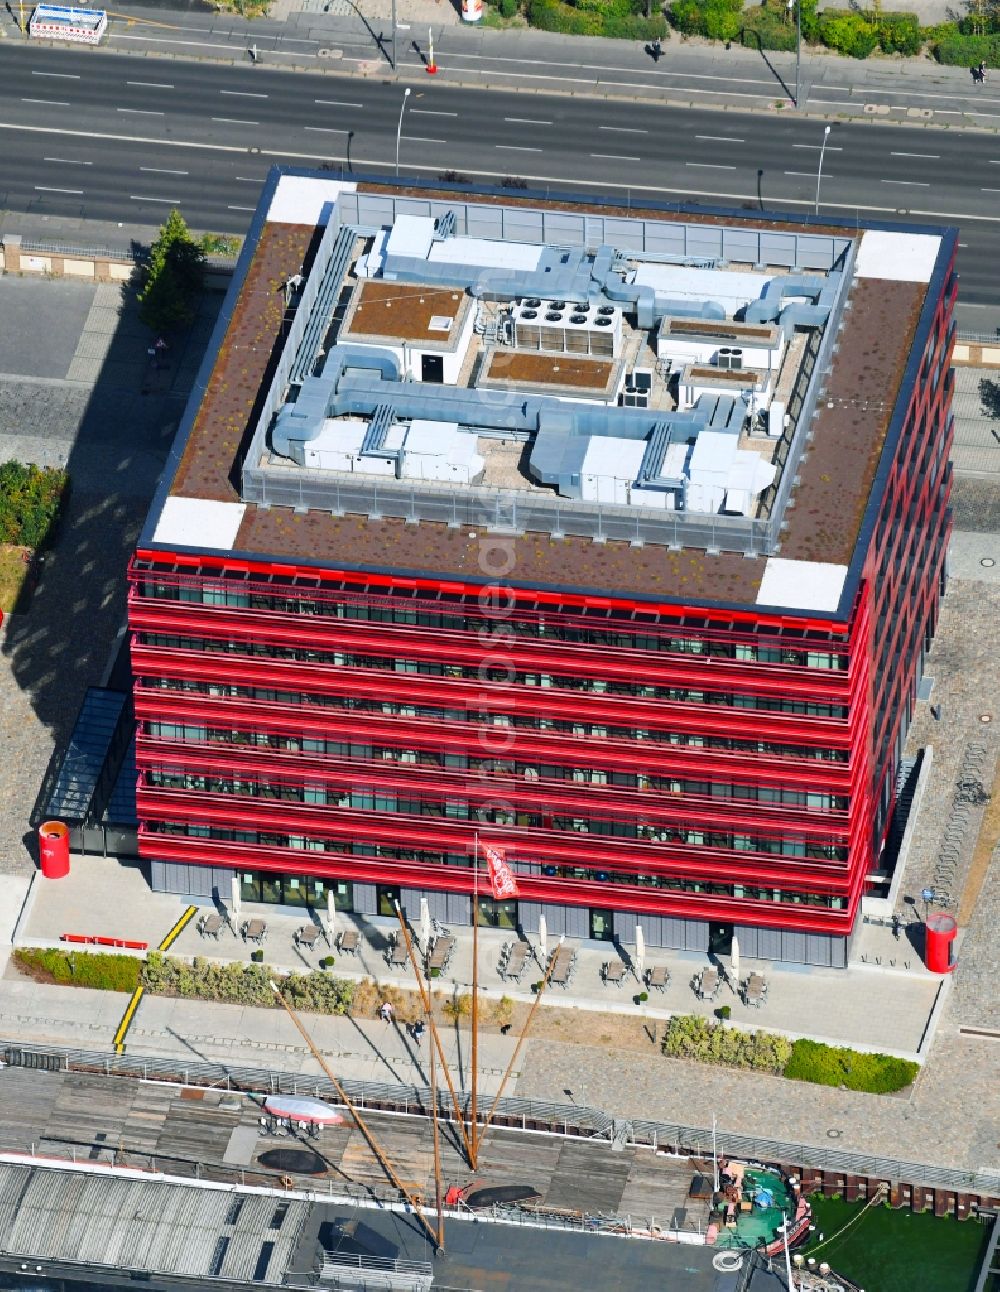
[718,347,743,371]
[511,298,622,358]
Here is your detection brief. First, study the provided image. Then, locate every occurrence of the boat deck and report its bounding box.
[0,1067,711,1236]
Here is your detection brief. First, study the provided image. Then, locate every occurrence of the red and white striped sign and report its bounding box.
[483,842,518,900]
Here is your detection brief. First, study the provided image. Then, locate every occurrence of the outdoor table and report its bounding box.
[199,913,225,939]
[387,939,409,968]
[602,959,625,985]
[427,935,455,973]
[337,930,359,955]
[296,924,321,950]
[744,973,767,1008]
[646,965,669,992]
[549,946,574,987]
[503,941,529,981]
[698,967,719,1000]
[243,918,267,944]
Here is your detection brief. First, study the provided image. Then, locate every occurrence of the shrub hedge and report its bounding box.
[662,1014,792,1073]
[14,948,353,1015]
[784,1038,919,1093]
[0,461,68,550]
[662,1014,917,1092]
[934,31,1000,63]
[15,948,141,993]
[526,0,666,37]
[142,952,354,1013]
[669,0,931,58]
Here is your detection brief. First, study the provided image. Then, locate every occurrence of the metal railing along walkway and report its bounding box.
[2,1039,997,1201]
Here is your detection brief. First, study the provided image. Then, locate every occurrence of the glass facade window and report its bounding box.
[589,909,614,941]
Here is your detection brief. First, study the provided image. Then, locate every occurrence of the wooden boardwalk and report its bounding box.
[0,1067,707,1231]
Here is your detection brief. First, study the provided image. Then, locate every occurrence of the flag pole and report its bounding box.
[471,829,479,1168]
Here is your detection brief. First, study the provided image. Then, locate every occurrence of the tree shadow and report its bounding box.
[978,376,1000,425]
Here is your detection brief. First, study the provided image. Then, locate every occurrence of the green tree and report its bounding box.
[138,209,206,333]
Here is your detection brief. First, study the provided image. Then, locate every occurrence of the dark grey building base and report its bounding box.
[150,861,849,969]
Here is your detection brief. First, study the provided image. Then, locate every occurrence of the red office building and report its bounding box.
[128,171,956,967]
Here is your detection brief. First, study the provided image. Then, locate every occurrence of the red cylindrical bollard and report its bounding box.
[924,911,957,974]
[38,821,70,879]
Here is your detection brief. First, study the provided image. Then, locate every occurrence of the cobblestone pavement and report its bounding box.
[892,579,999,925]
[0,279,221,876]
[952,367,1000,479]
[513,1027,999,1173]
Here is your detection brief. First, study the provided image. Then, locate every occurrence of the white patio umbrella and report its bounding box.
[326,888,337,945]
[419,897,431,953]
[730,933,741,995]
[635,924,645,983]
[538,913,548,965]
[229,873,242,932]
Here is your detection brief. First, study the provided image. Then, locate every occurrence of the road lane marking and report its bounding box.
[496,145,542,151]
[118,108,164,116]
[140,166,190,175]
[212,118,259,125]
[404,136,448,144]
[127,81,175,89]
[696,134,744,142]
[981,188,1000,193]
[592,153,641,162]
[881,179,930,186]
[411,108,458,116]
[10,121,1000,226]
[505,117,552,125]
[784,171,817,177]
[220,90,269,98]
[304,125,351,133]
[21,98,70,106]
[34,186,83,194]
[891,152,940,159]
[315,98,363,107]
[130,194,181,203]
[792,143,844,151]
[43,157,92,165]
[235,175,263,181]
[598,125,647,134]
[31,71,80,78]
[687,162,736,170]
[228,205,256,211]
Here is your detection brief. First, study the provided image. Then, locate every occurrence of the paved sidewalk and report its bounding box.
[86,0,1000,134]
[15,853,943,1058]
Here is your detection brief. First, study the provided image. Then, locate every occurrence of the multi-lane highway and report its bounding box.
[1,43,999,319]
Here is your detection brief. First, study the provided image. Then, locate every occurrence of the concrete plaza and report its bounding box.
[10,853,944,1062]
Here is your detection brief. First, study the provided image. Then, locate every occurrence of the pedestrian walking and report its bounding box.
[411,1019,426,1046]
[379,1001,394,1024]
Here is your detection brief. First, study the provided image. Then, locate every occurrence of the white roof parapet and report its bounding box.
[756,557,849,613]
[153,498,246,551]
[266,176,357,225]
[854,231,941,284]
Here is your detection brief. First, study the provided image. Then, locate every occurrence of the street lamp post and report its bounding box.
[814,124,831,215]
[395,86,411,178]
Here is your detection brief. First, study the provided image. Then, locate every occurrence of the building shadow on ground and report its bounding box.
[1,256,224,868]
